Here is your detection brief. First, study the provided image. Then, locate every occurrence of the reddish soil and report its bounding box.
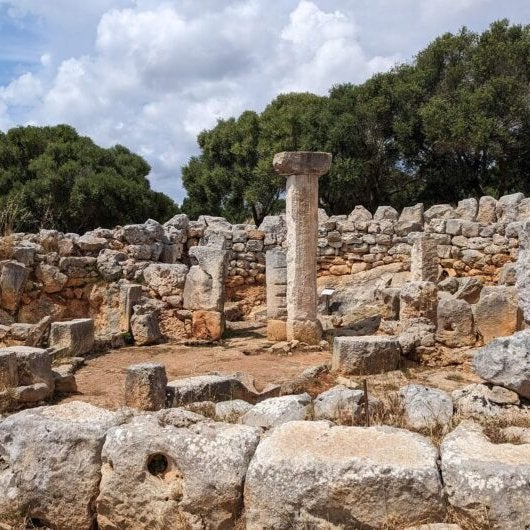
[59,327,330,409]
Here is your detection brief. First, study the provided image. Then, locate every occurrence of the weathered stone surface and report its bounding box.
[0,402,118,530]
[96,249,127,281]
[273,151,332,176]
[455,197,478,220]
[496,192,524,224]
[441,421,530,529]
[52,364,78,393]
[424,204,456,223]
[473,286,519,344]
[395,203,424,235]
[266,248,287,321]
[0,350,17,390]
[472,330,530,398]
[399,384,453,429]
[239,393,312,429]
[374,205,398,221]
[436,297,476,348]
[244,421,444,529]
[143,263,188,297]
[516,218,530,323]
[498,262,516,286]
[348,205,373,223]
[130,304,162,346]
[125,362,167,411]
[477,196,497,224]
[119,283,142,333]
[49,318,95,356]
[332,335,401,375]
[215,399,253,422]
[266,318,287,341]
[452,384,520,418]
[97,415,259,530]
[168,373,279,406]
[399,281,438,324]
[313,385,379,423]
[410,235,439,282]
[191,310,224,340]
[77,234,108,253]
[35,263,68,293]
[183,246,227,312]
[453,277,483,304]
[0,261,28,311]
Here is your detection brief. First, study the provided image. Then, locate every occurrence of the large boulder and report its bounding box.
[472,330,530,399]
[142,263,188,298]
[441,421,530,529]
[313,385,380,423]
[0,402,118,530]
[436,297,476,348]
[96,415,260,529]
[244,421,445,529]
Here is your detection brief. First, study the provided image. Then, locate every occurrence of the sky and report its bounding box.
[0,0,528,204]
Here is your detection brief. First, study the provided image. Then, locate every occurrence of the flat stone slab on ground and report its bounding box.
[49,318,95,357]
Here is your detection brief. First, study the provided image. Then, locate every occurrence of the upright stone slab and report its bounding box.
[516,218,530,324]
[265,248,287,340]
[124,362,167,411]
[410,235,439,282]
[49,318,95,356]
[119,283,142,333]
[273,151,332,344]
[0,261,29,311]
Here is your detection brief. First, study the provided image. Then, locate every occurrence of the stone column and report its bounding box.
[273,151,332,344]
[266,248,287,341]
[124,362,168,411]
[410,235,439,282]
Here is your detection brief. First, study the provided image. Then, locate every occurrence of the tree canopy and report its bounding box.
[181,20,530,225]
[0,124,177,233]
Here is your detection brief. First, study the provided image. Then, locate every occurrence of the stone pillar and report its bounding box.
[124,362,167,411]
[273,151,332,344]
[119,284,142,334]
[410,235,439,282]
[266,248,287,341]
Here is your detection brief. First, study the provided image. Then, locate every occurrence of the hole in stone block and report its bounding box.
[147,453,169,477]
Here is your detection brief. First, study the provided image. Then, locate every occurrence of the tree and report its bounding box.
[0,124,177,233]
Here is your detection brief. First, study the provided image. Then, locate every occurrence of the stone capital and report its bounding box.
[273,151,332,177]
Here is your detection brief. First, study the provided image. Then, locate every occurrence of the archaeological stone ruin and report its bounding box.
[0,152,529,529]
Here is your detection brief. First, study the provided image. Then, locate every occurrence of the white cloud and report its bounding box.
[0,0,526,202]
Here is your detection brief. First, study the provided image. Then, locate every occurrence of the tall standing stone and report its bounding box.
[410,235,439,282]
[273,152,332,344]
[265,248,287,341]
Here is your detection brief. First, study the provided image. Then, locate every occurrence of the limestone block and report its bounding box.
[498,262,516,285]
[244,421,444,529]
[124,362,168,411]
[96,415,260,529]
[379,287,400,320]
[0,261,29,311]
[348,205,373,223]
[452,384,520,418]
[239,393,312,428]
[373,205,398,221]
[286,318,322,344]
[167,373,280,406]
[266,319,287,341]
[35,263,68,293]
[441,421,530,529]
[0,402,118,530]
[424,204,456,223]
[516,197,530,220]
[191,310,224,340]
[131,305,162,346]
[119,283,142,333]
[399,281,438,324]
[273,151,332,176]
[473,286,519,343]
[399,384,453,430]
[313,385,380,423]
[120,221,164,244]
[143,263,189,298]
[515,218,530,323]
[455,197,478,220]
[436,297,476,348]
[96,249,127,281]
[395,203,424,235]
[52,365,78,394]
[410,235,439,282]
[50,318,95,356]
[477,196,498,223]
[164,213,189,231]
[77,234,108,253]
[453,277,483,303]
[214,399,253,422]
[332,335,401,375]
[472,330,530,399]
[496,192,524,224]
[0,350,17,391]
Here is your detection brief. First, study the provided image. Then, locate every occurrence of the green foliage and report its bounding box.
[182,20,530,220]
[0,124,178,232]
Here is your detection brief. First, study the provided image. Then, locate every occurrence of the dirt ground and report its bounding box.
[59,325,330,409]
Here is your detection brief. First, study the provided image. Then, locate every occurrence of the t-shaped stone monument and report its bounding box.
[273,151,332,344]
